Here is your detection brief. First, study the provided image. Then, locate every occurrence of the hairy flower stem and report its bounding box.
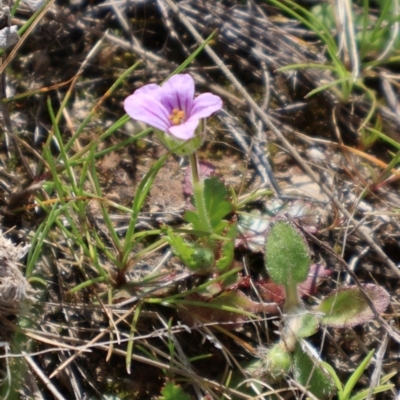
[189,152,213,248]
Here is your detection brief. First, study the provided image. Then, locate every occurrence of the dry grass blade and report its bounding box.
[366,332,389,400]
[0,316,92,352]
[218,108,281,194]
[0,0,56,75]
[24,353,68,400]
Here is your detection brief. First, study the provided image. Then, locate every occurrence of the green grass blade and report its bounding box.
[364,127,400,150]
[350,385,394,400]
[121,154,168,265]
[379,150,400,182]
[359,0,370,58]
[359,87,377,128]
[10,0,22,16]
[126,302,142,374]
[25,204,62,278]
[16,0,52,36]
[69,119,149,167]
[278,63,338,72]
[69,276,106,294]
[47,97,79,196]
[343,350,374,399]
[368,0,393,46]
[90,154,122,254]
[321,361,344,398]
[362,54,400,69]
[304,77,351,99]
[266,0,345,76]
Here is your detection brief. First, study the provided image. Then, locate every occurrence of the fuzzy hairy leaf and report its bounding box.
[293,341,335,399]
[265,344,292,380]
[247,344,292,382]
[316,284,390,328]
[183,210,203,233]
[265,218,310,286]
[287,312,320,339]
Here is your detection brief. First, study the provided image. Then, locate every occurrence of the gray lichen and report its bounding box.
[0,232,34,316]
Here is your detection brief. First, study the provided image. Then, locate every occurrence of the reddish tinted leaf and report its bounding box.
[316,284,390,328]
[256,280,286,305]
[298,264,331,296]
[256,264,331,305]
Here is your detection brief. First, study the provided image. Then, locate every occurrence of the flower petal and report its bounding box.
[134,83,162,99]
[124,93,171,132]
[160,74,195,115]
[190,93,223,119]
[168,118,199,140]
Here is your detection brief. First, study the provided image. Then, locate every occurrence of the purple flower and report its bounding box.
[124,74,222,140]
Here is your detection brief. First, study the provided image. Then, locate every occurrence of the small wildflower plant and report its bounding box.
[123,73,392,398]
[6,61,391,398]
[1,1,397,398]
[125,74,236,275]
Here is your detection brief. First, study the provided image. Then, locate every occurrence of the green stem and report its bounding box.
[189,152,213,246]
[284,280,301,312]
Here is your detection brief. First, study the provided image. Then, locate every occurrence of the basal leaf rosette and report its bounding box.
[124,74,222,155]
